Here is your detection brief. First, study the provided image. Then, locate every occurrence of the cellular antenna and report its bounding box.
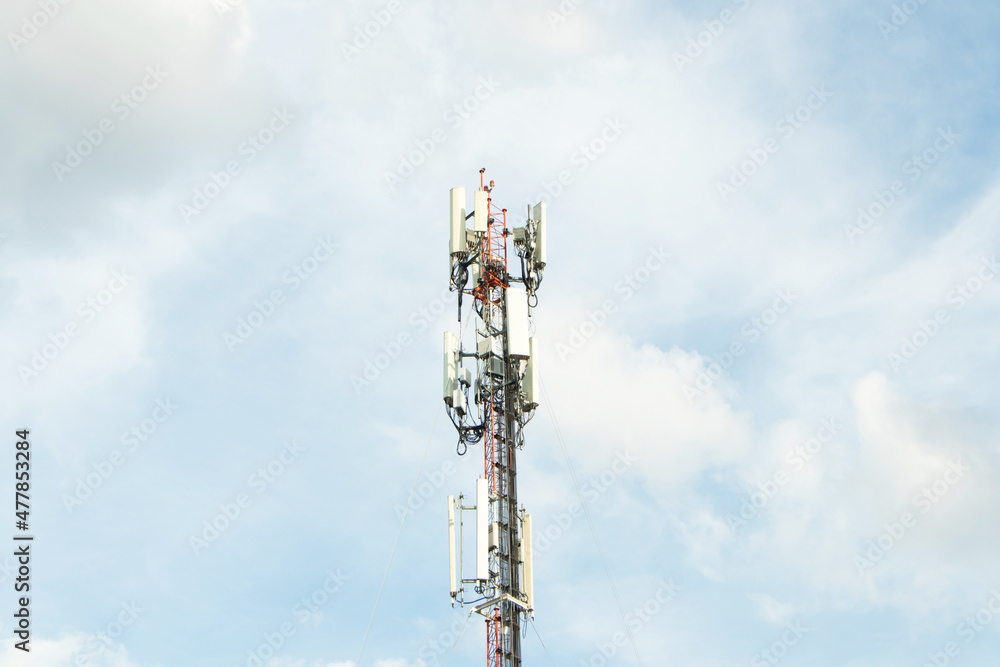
[444,170,547,667]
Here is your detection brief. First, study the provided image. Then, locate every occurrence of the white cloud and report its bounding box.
[671,371,997,613]
[748,593,795,625]
[541,325,755,488]
[0,633,149,667]
[0,0,997,663]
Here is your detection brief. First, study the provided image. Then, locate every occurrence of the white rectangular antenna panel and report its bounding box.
[505,286,530,360]
[524,337,539,410]
[443,331,459,404]
[476,478,489,581]
[478,332,501,358]
[532,201,547,266]
[474,190,489,232]
[523,514,534,611]
[449,187,467,256]
[448,496,458,596]
[470,262,481,290]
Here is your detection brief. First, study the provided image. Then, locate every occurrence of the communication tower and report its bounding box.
[443,169,547,667]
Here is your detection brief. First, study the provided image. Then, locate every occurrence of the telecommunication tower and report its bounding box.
[443,169,547,667]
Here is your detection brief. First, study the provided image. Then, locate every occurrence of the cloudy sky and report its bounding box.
[1,0,999,665]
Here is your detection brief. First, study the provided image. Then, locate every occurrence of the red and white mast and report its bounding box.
[444,169,547,667]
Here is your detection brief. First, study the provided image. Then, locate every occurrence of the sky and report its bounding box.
[1,0,999,666]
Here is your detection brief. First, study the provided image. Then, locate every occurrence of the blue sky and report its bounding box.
[1,0,999,666]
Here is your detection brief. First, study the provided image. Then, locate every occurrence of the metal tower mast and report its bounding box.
[444,169,547,667]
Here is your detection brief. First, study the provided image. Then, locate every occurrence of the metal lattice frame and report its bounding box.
[446,170,544,667]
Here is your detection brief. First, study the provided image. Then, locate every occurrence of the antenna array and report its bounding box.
[443,169,547,667]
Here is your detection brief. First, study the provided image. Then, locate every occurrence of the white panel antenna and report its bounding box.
[449,187,467,256]
[505,286,530,360]
[524,337,539,410]
[443,331,459,405]
[448,496,458,597]
[532,201,547,267]
[476,477,489,581]
[523,513,534,612]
